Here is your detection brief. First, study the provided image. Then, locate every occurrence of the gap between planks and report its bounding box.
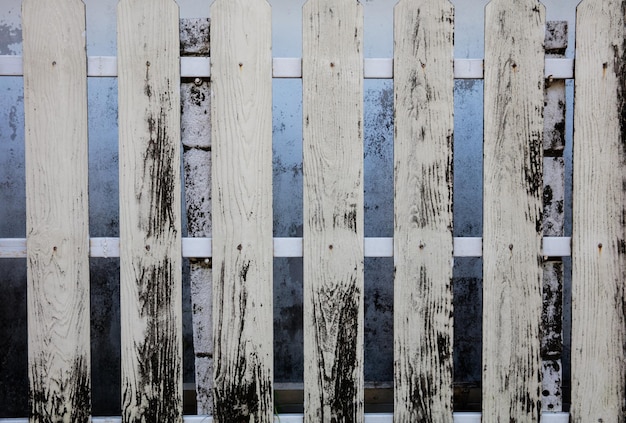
[0,236,571,258]
[0,56,574,79]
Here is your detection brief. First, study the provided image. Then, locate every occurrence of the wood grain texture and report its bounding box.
[22,0,91,421]
[210,1,274,421]
[302,1,364,421]
[117,1,182,421]
[392,1,454,421]
[483,1,545,421]
[572,1,626,421]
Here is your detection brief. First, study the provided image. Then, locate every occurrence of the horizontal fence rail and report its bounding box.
[0,237,572,259]
[0,55,575,79]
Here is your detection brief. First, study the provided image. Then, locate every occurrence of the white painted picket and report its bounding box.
[210,0,274,421]
[3,0,626,422]
[302,1,364,421]
[393,0,454,421]
[482,0,545,421]
[117,0,183,421]
[22,0,91,420]
[571,1,626,422]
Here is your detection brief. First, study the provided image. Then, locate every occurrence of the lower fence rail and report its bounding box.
[0,413,570,423]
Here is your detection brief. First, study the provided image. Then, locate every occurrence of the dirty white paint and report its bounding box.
[117,0,183,420]
[482,0,545,421]
[302,0,364,421]
[571,1,626,422]
[210,0,274,421]
[393,0,454,421]
[22,0,91,420]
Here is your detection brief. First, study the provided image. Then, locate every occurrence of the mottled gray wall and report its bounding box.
[0,0,577,416]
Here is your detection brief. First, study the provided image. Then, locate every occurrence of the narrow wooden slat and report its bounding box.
[393,0,454,421]
[483,1,545,421]
[210,0,274,421]
[571,1,626,421]
[22,0,91,420]
[117,0,182,421]
[302,0,364,421]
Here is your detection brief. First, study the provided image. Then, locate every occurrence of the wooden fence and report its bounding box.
[0,0,624,421]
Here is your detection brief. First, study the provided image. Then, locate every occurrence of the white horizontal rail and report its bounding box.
[0,55,574,79]
[0,236,571,259]
[0,412,571,422]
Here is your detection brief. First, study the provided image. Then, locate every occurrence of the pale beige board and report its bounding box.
[22,0,91,421]
[392,0,454,421]
[210,0,274,421]
[302,0,364,421]
[571,1,626,421]
[117,0,183,421]
[483,0,545,421]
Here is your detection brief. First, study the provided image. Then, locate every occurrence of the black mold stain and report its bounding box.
[312,280,361,422]
[618,3,626,162]
[541,262,563,357]
[29,354,91,422]
[143,105,177,238]
[214,261,272,422]
[189,85,206,106]
[124,258,181,422]
[330,281,360,422]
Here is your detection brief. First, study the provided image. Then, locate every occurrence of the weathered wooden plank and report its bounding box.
[210,1,274,421]
[22,0,90,420]
[392,1,454,421]
[483,1,545,421]
[571,1,626,421]
[117,0,182,421]
[302,0,364,421]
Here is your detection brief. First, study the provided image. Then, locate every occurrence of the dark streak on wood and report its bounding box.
[313,280,361,422]
[144,103,177,238]
[30,354,90,423]
[618,2,626,162]
[124,258,181,422]
[214,260,272,422]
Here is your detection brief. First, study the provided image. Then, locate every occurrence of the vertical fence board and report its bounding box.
[393,1,454,421]
[22,0,90,420]
[302,0,364,421]
[572,1,626,421]
[210,1,274,421]
[117,1,182,421]
[483,1,545,421]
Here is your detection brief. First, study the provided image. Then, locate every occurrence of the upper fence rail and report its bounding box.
[0,55,574,79]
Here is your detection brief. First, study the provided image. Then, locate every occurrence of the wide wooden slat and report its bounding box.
[302,0,364,421]
[117,0,182,421]
[210,1,274,422]
[22,0,91,421]
[393,1,454,421]
[571,1,626,421]
[483,1,545,421]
